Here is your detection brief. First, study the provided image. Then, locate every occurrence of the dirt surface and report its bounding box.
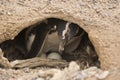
[0,0,120,80]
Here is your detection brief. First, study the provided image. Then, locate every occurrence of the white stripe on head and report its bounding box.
[62,22,70,39]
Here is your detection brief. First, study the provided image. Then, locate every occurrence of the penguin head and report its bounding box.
[56,21,80,53]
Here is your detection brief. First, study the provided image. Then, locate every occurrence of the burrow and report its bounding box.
[0,18,100,69]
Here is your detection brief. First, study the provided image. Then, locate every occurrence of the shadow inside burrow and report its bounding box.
[0,18,100,69]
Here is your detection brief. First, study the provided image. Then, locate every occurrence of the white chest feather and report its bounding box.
[42,32,60,53]
[27,34,36,51]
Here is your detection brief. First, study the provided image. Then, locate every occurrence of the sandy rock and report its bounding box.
[0,0,120,80]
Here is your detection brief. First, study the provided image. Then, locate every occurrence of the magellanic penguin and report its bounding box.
[25,21,53,58]
[36,18,85,58]
[47,18,85,54]
[36,24,60,57]
[0,21,55,60]
[26,18,84,59]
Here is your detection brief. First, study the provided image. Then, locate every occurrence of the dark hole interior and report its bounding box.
[0,18,100,69]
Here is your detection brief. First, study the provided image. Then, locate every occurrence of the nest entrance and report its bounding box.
[0,18,100,69]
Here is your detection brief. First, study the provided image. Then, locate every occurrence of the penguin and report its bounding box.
[0,18,85,61]
[0,21,53,60]
[0,21,49,60]
[47,18,85,54]
[12,18,99,68]
[36,18,85,58]
[26,18,85,59]
[25,21,53,58]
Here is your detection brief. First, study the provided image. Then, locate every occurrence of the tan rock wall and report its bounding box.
[0,0,120,79]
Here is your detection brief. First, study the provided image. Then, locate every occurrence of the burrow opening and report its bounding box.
[0,18,100,69]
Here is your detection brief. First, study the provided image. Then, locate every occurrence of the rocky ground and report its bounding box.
[0,62,109,80]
